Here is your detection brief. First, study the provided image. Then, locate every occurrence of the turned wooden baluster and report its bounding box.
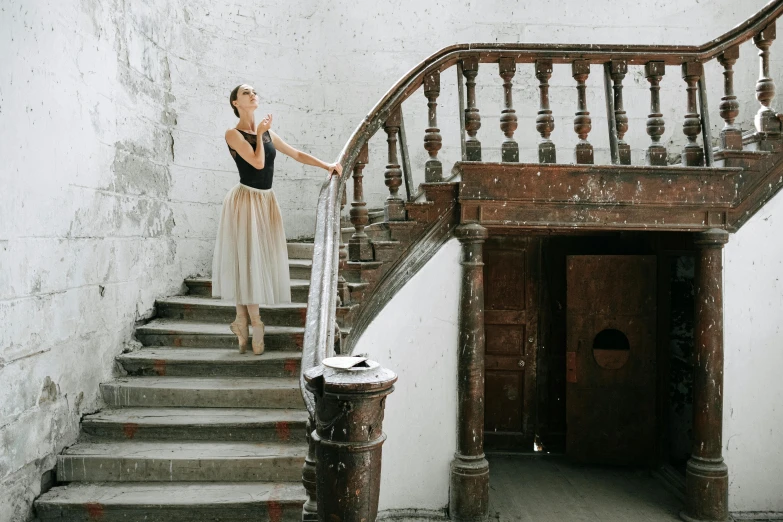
[610,60,631,164]
[337,186,349,305]
[645,61,667,166]
[423,70,443,182]
[717,46,742,150]
[754,22,779,134]
[572,60,593,164]
[682,62,705,166]
[499,57,519,162]
[348,143,372,261]
[536,59,556,163]
[384,106,406,221]
[462,56,482,161]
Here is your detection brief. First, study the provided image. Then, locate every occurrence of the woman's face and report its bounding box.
[234,84,259,113]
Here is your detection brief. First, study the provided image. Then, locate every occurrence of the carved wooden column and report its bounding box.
[572,60,594,164]
[536,59,556,163]
[717,46,742,150]
[499,57,519,162]
[349,143,372,261]
[754,23,779,134]
[645,61,667,166]
[462,57,482,161]
[424,70,444,182]
[610,60,631,164]
[384,106,406,221]
[450,223,489,522]
[682,62,705,166]
[682,228,730,522]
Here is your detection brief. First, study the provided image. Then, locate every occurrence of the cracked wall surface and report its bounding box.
[2,0,783,519]
[0,0,185,519]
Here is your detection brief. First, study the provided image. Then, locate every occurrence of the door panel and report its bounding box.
[566,255,657,465]
[484,237,539,449]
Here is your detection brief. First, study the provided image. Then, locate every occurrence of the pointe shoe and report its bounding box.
[250,319,265,355]
[230,321,249,354]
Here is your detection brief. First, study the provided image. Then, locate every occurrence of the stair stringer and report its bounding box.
[342,203,459,356]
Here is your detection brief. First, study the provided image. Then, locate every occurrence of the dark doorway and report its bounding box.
[565,255,657,465]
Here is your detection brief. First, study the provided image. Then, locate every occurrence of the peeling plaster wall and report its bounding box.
[0,1,185,519]
[724,194,783,514]
[352,239,461,514]
[3,0,783,519]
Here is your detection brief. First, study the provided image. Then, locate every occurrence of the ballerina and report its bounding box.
[212,83,342,355]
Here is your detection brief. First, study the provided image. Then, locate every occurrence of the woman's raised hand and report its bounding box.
[257,114,273,134]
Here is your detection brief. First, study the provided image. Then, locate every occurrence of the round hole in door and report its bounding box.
[592,329,630,369]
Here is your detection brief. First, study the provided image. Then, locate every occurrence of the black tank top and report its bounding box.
[227,129,276,190]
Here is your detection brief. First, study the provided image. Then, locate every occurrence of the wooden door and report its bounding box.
[566,255,657,465]
[484,237,538,449]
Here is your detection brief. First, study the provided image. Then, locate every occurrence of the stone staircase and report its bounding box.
[33,243,316,522]
[33,180,459,519]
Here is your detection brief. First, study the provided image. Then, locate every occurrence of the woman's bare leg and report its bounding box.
[247,304,265,355]
[230,305,250,353]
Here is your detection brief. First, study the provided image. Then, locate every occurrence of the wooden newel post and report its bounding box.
[682,228,730,522]
[450,223,490,522]
[305,357,397,522]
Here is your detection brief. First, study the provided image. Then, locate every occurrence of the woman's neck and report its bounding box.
[236,112,256,132]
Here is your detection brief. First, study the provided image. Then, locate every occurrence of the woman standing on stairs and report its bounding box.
[212,83,342,355]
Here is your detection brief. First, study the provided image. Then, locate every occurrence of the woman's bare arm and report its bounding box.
[224,114,272,169]
[269,130,343,177]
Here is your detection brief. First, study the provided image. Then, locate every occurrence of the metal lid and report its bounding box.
[304,356,397,393]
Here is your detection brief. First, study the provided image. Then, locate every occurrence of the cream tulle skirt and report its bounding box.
[211,183,292,305]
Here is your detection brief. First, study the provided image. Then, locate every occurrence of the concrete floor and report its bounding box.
[487,454,683,522]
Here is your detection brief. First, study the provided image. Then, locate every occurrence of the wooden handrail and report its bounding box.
[300,0,783,418]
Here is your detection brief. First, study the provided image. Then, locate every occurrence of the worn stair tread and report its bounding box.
[36,481,306,506]
[119,348,302,363]
[287,259,312,268]
[83,408,308,426]
[158,296,307,309]
[185,277,310,287]
[104,376,300,391]
[61,441,307,459]
[137,320,303,336]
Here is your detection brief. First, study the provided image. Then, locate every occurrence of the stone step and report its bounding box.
[155,297,307,326]
[288,259,312,280]
[56,441,306,482]
[100,377,304,409]
[185,278,310,302]
[118,348,302,378]
[35,482,306,522]
[287,242,314,260]
[80,408,307,442]
[135,320,303,351]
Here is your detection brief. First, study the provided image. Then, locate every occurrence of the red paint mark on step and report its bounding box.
[153,359,166,376]
[275,421,290,441]
[283,359,298,376]
[268,484,283,522]
[122,423,139,439]
[84,502,104,519]
[267,501,283,522]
